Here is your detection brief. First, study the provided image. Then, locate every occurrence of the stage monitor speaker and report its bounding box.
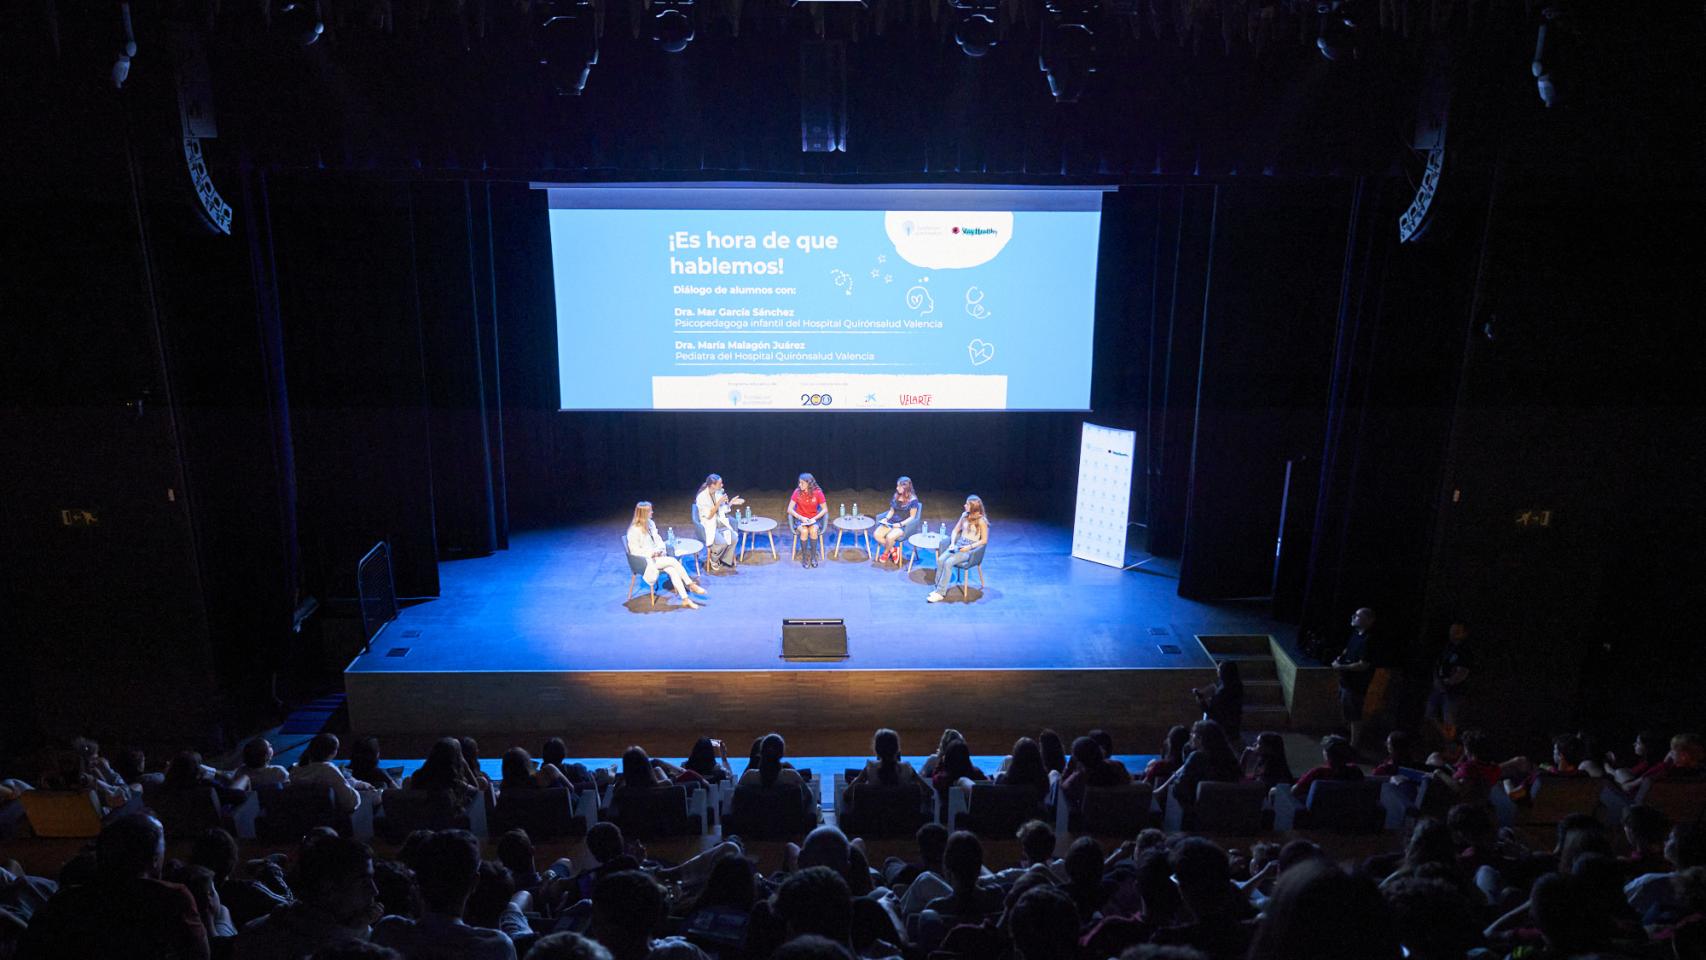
[781,618,848,661]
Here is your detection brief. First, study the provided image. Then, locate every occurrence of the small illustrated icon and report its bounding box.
[902,221,914,236]
[728,390,742,405]
[968,339,996,366]
[964,286,991,320]
[831,269,853,296]
[905,286,935,316]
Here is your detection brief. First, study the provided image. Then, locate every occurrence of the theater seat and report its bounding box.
[1172,781,1267,834]
[19,790,104,838]
[144,784,226,840]
[1081,784,1155,837]
[1638,780,1706,824]
[378,788,467,840]
[492,787,592,840]
[950,783,1047,838]
[255,784,350,842]
[608,784,709,838]
[723,783,815,840]
[1521,775,1605,825]
[1296,779,1384,833]
[839,783,931,838]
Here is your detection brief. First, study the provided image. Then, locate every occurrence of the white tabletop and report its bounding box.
[737,517,778,533]
[671,538,704,557]
[909,532,945,549]
[833,515,876,531]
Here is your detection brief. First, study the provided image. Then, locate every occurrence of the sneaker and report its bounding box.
[927,591,944,603]
[682,598,701,610]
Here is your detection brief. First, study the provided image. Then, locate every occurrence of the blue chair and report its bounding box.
[788,508,828,559]
[623,535,669,607]
[944,543,987,598]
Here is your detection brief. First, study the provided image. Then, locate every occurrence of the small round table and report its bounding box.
[906,532,945,572]
[832,515,876,558]
[670,537,704,575]
[736,517,779,560]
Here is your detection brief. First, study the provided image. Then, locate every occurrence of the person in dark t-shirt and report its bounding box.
[1426,623,1473,741]
[1331,608,1377,748]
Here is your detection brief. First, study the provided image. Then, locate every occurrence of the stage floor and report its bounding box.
[346,518,1282,675]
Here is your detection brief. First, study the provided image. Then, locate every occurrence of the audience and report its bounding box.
[294,734,369,813]
[15,712,1706,960]
[350,738,403,793]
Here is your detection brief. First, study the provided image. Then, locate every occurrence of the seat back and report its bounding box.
[145,784,225,840]
[964,543,987,567]
[493,787,587,840]
[1303,779,1385,833]
[611,785,697,838]
[377,788,465,840]
[1524,775,1606,824]
[726,783,816,840]
[1083,784,1154,836]
[963,783,1046,837]
[19,790,104,838]
[1192,781,1268,835]
[257,784,348,841]
[623,535,648,575]
[842,784,930,838]
[1640,780,1706,824]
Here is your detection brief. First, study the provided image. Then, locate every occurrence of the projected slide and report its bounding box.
[541,185,1104,410]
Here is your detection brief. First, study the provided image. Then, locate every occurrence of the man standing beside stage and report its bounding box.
[1332,607,1377,749]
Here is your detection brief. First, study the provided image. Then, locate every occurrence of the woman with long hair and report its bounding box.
[1039,729,1068,776]
[738,733,804,788]
[854,728,922,787]
[872,476,921,565]
[407,737,480,805]
[1157,720,1242,813]
[500,746,570,793]
[997,737,1050,791]
[1241,732,1296,787]
[618,746,670,789]
[694,474,745,572]
[349,736,402,791]
[1142,725,1192,786]
[626,501,709,607]
[787,473,828,567]
[683,737,734,783]
[920,728,965,778]
[926,495,988,603]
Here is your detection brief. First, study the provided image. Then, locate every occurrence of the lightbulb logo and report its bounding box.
[728,390,742,406]
[902,221,915,237]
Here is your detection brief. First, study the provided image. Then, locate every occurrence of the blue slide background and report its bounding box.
[548,194,1102,410]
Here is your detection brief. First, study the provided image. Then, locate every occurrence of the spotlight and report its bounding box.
[1315,0,1367,62]
[652,1,696,53]
[1039,0,1097,104]
[948,0,1001,58]
[539,0,600,96]
[272,0,325,46]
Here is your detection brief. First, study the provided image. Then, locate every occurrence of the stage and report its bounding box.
[346,496,1305,752]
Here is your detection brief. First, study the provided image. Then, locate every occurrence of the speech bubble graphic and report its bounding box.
[885,211,1014,270]
[968,338,996,366]
[905,286,935,316]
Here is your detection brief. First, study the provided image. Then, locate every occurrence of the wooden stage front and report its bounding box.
[345,510,1304,752]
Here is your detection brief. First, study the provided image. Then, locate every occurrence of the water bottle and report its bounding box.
[667,526,676,550]
[839,503,846,518]
[853,502,859,517]
[746,505,753,521]
[939,521,946,537]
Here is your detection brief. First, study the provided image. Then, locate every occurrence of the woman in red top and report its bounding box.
[788,472,828,567]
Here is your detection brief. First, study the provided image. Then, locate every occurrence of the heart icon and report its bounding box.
[967,339,995,366]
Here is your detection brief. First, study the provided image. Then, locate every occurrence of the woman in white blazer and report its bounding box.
[694,474,746,572]
[627,501,709,608]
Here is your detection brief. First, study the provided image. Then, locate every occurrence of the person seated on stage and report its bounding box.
[925,496,988,603]
[541,738,597,790]
[871,476,921,565]
[788,473,829,568]
[681,737,735,784]
[693,474,745,573]
[738,734,807,790]
[626,501,709,607]
[1141,726,1191,787]
[500,747,572,795]
[405,737,483,808]
[349,737,402,793]
[1289,735,1364,801]
[993,737,1052,792]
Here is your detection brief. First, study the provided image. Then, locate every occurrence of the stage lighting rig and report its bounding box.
[651,0,696,52]
[948,0,1002,58]
[271,0,325,46]
[1315,0,1368,61]
[539,0,600,96]
[1039,0,1099,103]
